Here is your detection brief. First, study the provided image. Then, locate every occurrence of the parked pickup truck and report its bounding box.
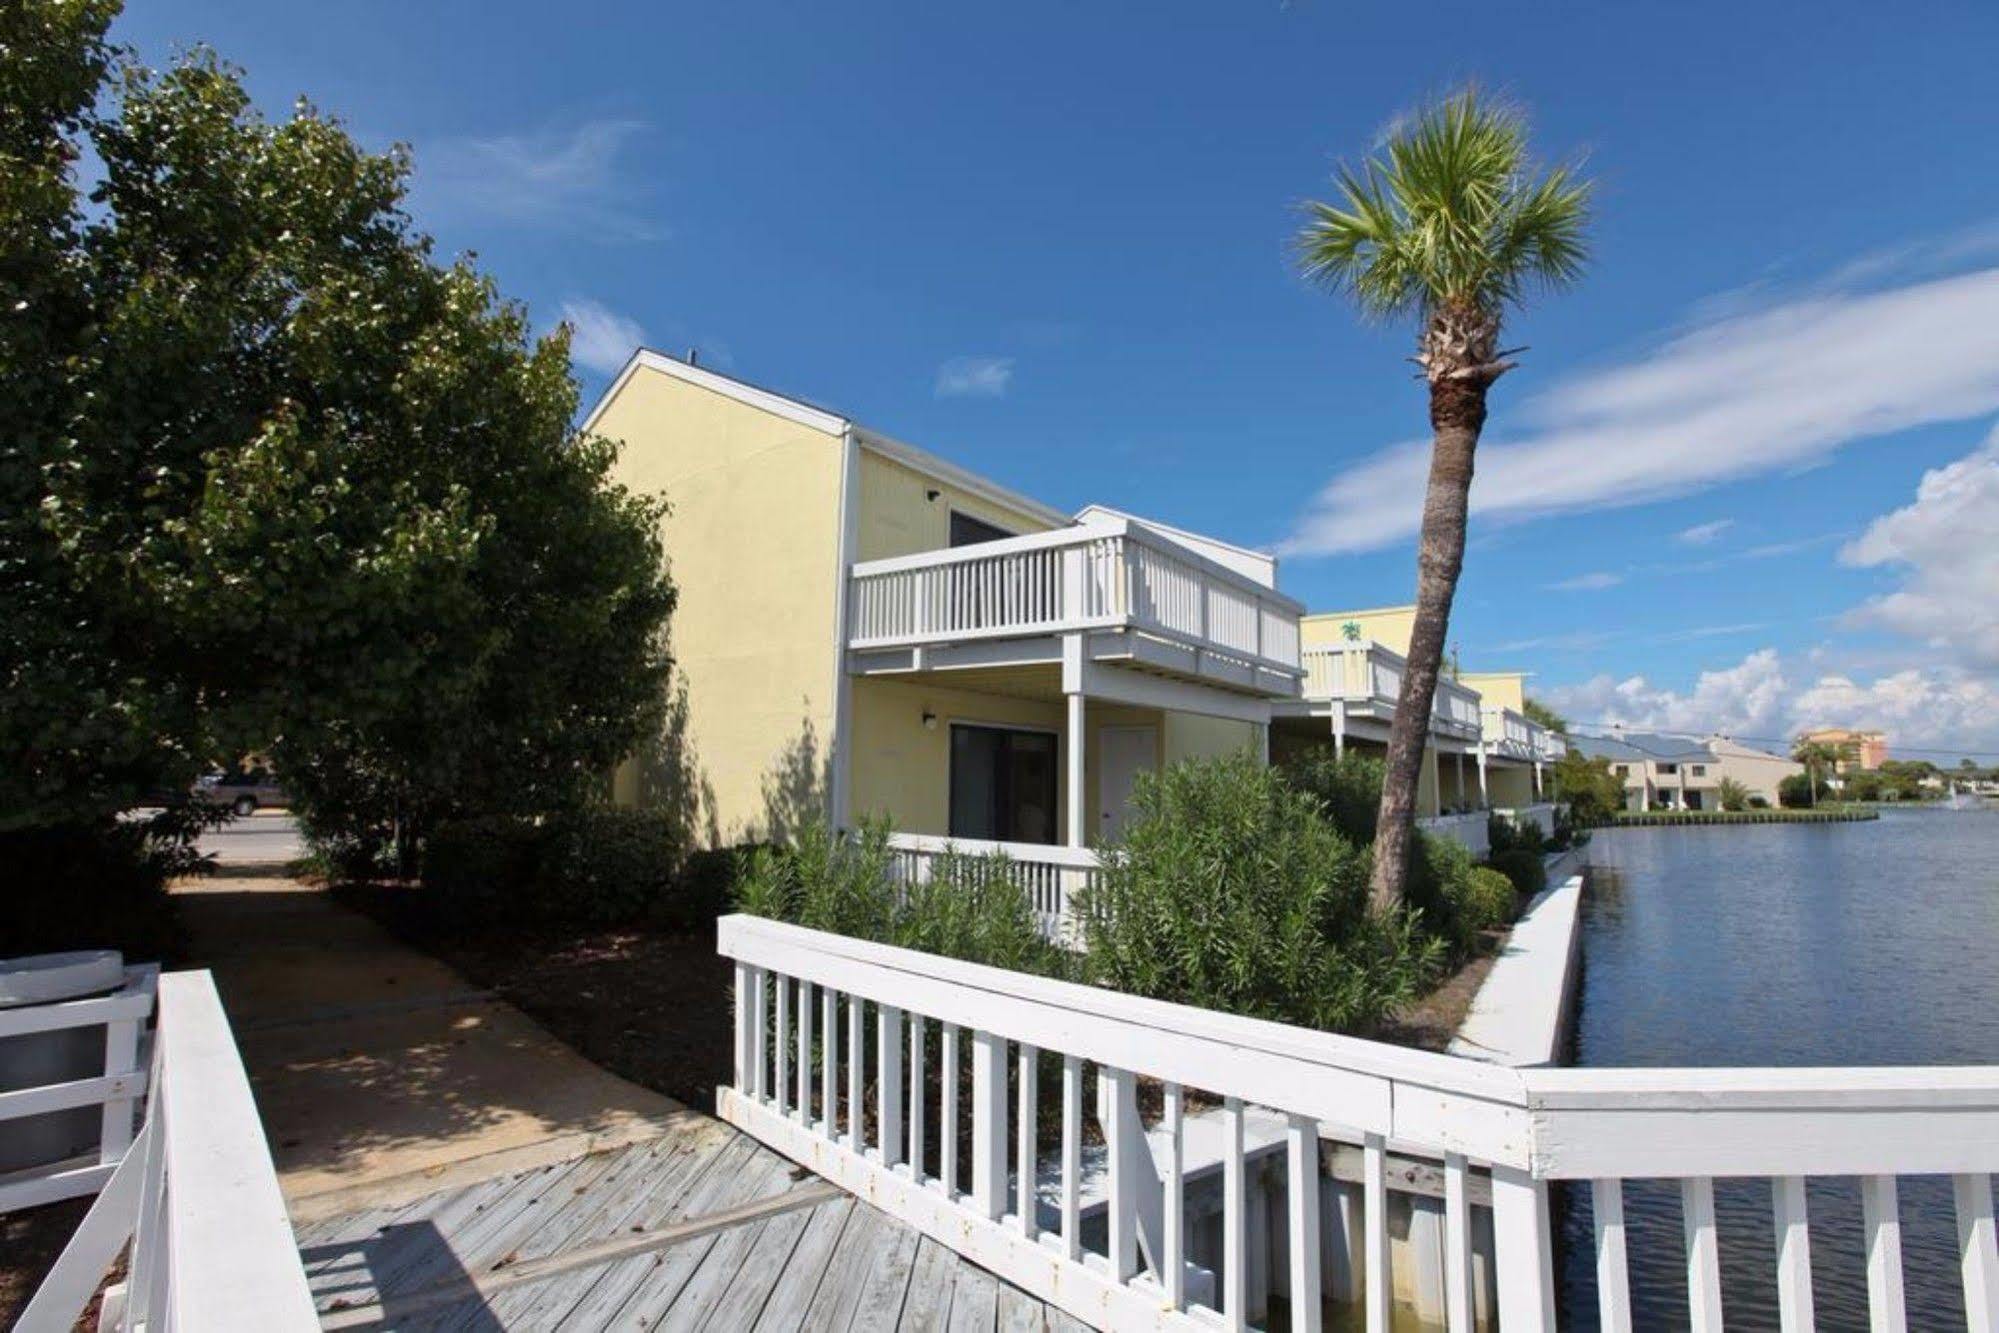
[193,765,288,817]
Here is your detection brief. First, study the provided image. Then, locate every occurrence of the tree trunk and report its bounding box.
[1368,373,1487,913]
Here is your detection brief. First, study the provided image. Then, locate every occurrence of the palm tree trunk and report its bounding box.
[1369,375,1486,912]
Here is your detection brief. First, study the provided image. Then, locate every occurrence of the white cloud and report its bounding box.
[1545,648,1999,755]
[935,355,1014,399]
[1839,425,1999,670]
[560,298,645,376]
[1674,519,1734,545]
[1546,649,1792,739]
[415,119,664,241]
[1547,571,1622,591]
[1279,258,1999,556]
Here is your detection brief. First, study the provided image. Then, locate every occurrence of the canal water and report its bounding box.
[1561,806,1999,1328]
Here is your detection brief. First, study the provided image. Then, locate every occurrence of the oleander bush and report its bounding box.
[422,808,690,928]
[1454,866,1520,937]
[1075,754,1442,1032]
[1718,777,1751,812]
[1283,747,1387,844]
[1487,847,1548,897]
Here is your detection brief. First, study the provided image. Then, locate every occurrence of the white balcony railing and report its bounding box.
[1417,810,1493,858]
[1483,704,1536,760]
[848,519,1303,688]
[1495,802,1558,838]
[1300,641,1483,740]
[20,970,317,1332]
[886,833,1102,942]
[719,914,1999,1333]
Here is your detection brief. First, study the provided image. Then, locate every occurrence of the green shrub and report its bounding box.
[1453,866,1519,936]
[666,845,761,932]
[422,815,545,916]
[735,819,1060,973]
[423,808,686,927]
[1717,777,1751,812]
[0,809,210,960]
[1076,754,1441,1031]
[1487,812,1549,856]
[1283,748,1384,845]
[1487,848,1547,897]
[1747,794,1770,809]
[891,849,1061,975]
[1778,773,1815,809]
[540,810,681,927]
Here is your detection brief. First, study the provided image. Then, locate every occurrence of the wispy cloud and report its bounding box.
[1278,246,1999,556]
[560,298,645,376]
[1649,622,1768,643]
[935,355,1014,399]
[1490,629,1623,654]
[1674,518,1735,546]
[1547,571,1623,591]
[414,118,664,241]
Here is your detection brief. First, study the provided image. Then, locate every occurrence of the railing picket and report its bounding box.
[941,1022,960,1196]
[1363,1132,1390,1333]
[1493,1165,1556,1333]
[1772,1175,1816,1332]
[846,994,864,1151]
[1163,1081,1184,1309]
[879,1005,904,1167]
[1592,1177,1633,1333]
[772,973,789,1115]
[1287,1114,1323,1333]
[1017,1044,1038,1239]
[1444,1152,1476,1333]
[820,986,837,1139]
[1104,1065,1140,1281]
[1955,1173,1997,1331]
[1224,1095,1247,1330]
[732,962,750,1092]
[1683,1176,1725,1333]
[972,1030,1008,1221]
[796,981,814,1125]
[1061,1055,1082,1261]
[908,1014,926,1178]
[1860,1174,1906,1333]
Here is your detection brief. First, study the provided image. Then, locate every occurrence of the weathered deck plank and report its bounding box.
[299,1119,1070,1332]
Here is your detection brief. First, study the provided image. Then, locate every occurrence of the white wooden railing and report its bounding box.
[1417,811,1492,859]
[1482,705,1535,760]
[0,964,155,1215]
[1531,726,1567,762]
[886,832,1103,941]
[1300,642,1482,740]
[848,519,1303,683]
[19,970,317,1333]
[717,914,1999,1333]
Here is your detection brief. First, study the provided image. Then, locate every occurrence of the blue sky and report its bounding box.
[113,1,1999,759]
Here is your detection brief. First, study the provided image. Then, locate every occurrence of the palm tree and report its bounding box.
[1297,88,1592,910]
[1791,739,1841,807]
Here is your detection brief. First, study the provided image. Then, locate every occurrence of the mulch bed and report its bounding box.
[332,882,736,1114]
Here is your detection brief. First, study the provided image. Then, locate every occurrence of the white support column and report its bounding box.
[1475,742,1489,805]
[1454,750,1466,809]
[1066,689,1086,849]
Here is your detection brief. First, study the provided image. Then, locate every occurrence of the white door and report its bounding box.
[1098,726,1157,843]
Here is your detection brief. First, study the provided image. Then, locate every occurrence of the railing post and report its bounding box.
[1286,1114,1322,1333]
[972,1030,1007,1220]
[1492,1165,1556,1333]
[1061,544,1085,623]
[879,1005,904,1168]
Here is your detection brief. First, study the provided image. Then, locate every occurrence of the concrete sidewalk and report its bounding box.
[171,870,697,1224]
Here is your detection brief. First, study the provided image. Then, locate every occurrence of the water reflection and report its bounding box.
[1560,808,1999,1329]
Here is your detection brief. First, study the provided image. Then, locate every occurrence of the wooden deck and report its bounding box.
[295,1116,1084,1331]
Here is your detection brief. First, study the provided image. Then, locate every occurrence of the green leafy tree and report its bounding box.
[1297,89,1591,910]
[1790,741,1840,808]
[1554,750,1625,824]
[1523,697,1569,735]
[2,6,676,866]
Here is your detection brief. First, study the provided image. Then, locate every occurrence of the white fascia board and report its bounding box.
[579,348,849,439]
[852,428,1071,530]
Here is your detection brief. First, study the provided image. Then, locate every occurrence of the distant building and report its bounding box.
[1798,727,1888,772]
[1571,731,1801,810]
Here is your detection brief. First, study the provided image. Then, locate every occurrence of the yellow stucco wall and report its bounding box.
[1163,713,1259,766]
[855,448,1057,561]
[1300,605,1418,655]
[600,365,843,845]
[1460,671,1528,712]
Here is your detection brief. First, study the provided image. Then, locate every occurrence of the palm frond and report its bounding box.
[1296,86,1592,323]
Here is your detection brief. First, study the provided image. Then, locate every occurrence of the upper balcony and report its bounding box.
[846,518,1304,698]
[1483,706,1565,763]
[1294,640,1483,743]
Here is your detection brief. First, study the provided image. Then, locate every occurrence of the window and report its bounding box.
[949,725,1058,844]
[1657,763,1677,775]
[1613,764,1629,777]
[949,510,1013,547]
[1691,764,1707,776]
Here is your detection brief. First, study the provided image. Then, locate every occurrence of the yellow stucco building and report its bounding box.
[593,352,1303,860]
